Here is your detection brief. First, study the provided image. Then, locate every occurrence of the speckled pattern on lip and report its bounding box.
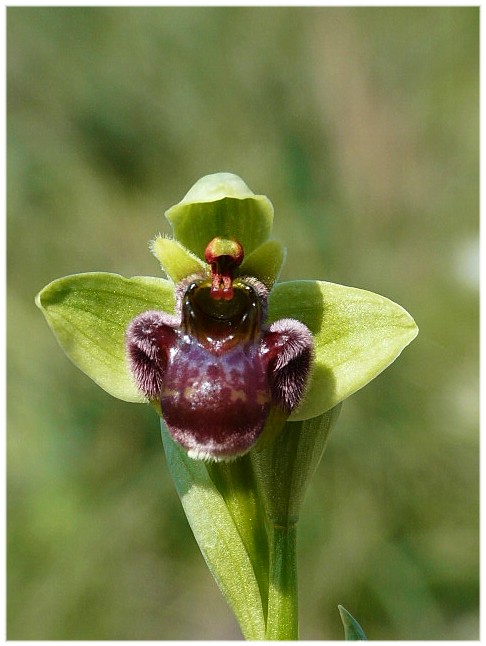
[161,338,272,460]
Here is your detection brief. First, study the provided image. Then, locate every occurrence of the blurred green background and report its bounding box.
[7,6,478,640]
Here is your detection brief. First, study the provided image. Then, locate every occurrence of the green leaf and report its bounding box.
[268,280,418,421]
[251,406,342,526]
[165,173,274,259]
[35,272,175,402]
[251,409,341,640]
[239,239,287,290]
[338,605,368,640]
[206,458,270,622]
[150,235,206,283]
[161,421,266,640]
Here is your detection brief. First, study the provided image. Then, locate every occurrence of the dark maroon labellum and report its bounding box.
[126,238,313,461]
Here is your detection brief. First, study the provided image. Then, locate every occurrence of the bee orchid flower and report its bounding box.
[126,235,313,461]
[36,173,418,640]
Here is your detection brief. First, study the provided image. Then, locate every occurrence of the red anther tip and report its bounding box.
[205,238,244,301]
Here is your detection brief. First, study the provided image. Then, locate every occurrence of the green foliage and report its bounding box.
[161,422,267,640]
[338,605,368,640]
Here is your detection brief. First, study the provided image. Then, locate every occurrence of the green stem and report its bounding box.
[207,457,269,622]
[265,523,298,640]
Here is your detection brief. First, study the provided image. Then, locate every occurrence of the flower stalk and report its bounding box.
[266,523,298,640]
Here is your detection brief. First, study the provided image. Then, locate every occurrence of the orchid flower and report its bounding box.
[36,173,418,640]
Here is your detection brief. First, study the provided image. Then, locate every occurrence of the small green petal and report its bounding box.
[165,172,274,259]
[150,235,206,283]
[239,239,287,290]
[35,272,175,402]
[268,280,418,421]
